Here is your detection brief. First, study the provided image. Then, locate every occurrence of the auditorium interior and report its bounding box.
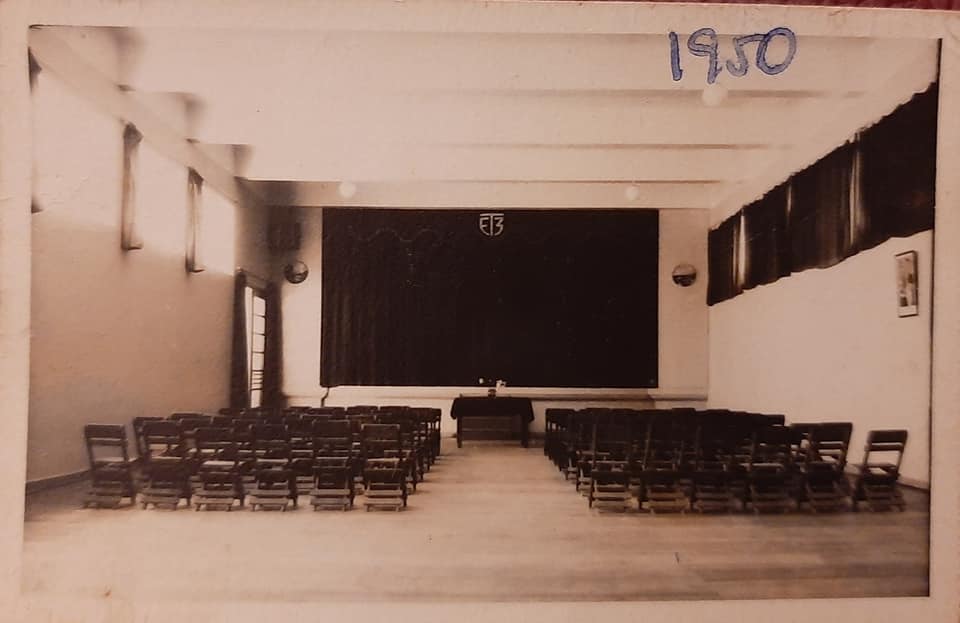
[2,1,960,622]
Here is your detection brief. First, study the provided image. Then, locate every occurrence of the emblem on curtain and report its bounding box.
[479,212,505,237]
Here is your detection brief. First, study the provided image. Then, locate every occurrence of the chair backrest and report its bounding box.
[255,468,293,489]
[364,457,404,484]
[346,405,378,415]
[253,423,289,441]
[198,469,238,489]
[142,421,185,459]
[254,438,292,461]
[808,422,853,468]
[84,424,131,467]
[863,429,908,472]
[750,425,794,468]
[195,427,235,457]
[313,463,351,489]
[313,420,353,456]
[169,412,206,421]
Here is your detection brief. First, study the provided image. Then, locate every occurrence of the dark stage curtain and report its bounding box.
[321,209,659,388]
[229,271,249,409]
[262,282,283,409]
[707,213,741,305]
[789,142,855,271]
[742,182,791,290]
[858,84,938,249]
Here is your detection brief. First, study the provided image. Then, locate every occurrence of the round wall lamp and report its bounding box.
[283,260,310,284]
[624,184,641,201]
[671,263,698,287]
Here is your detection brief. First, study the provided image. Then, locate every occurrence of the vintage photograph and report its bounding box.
[1,1,958,622]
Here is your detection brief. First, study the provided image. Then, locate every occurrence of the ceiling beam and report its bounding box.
[250,179,721,209]
[240,143,766,182]
[27,0,950,38]
[28,26,265,208]
[111,27,930,95]
[188,96,804,147]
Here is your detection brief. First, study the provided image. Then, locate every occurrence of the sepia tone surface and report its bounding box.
[23,442,929,602]
[2,2,959,622]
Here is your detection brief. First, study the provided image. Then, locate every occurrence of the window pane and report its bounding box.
[250,390,261,408]
[252,353,264,372]
[253,315,266,334]
[253,296,266,316]
[252,334,265,352]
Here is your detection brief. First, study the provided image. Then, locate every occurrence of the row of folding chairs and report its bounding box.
[85,423,412,512]
[544,408,908,514]
[83,405,444,511]
[133,410,440,479]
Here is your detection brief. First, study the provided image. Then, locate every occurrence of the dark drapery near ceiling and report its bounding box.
[708,83,937,305]
[706,215,740,305]
[789,143,855,272]
[858,83,938,246]
[742,182,791,290]
[321,208,659,388]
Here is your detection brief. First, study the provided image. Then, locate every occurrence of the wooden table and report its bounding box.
[450,396,534,448]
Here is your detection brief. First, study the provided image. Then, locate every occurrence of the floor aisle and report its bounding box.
[21,440,929,602]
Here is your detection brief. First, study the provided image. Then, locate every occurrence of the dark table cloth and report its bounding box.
[450,396,534,447]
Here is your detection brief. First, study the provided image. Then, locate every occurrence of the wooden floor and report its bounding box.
[22,440,929,603]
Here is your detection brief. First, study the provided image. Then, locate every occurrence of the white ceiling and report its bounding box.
[32,21,939,210]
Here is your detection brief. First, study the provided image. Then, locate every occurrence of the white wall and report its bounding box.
[28,70,266,482]
[278,207,709,435]
[709,232,932,487]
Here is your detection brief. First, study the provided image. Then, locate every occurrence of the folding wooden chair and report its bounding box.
[131,416,164,464]
[853,430,908,511]
[193,427,248,505]
[363,457,407,511]
[247,468,297,511]
[140,461,189,510]
[193,464,244,511]
[310,457,355,511]
[802,422,853,512]
[692,422,738,513]
[82,424,137,508]
[747,426,796,513]
[640,414,689,513]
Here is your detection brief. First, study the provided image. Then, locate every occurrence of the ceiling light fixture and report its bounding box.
[701,82,728,107]
[338,181,357,199]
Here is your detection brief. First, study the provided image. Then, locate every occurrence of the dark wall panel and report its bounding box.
[321,208,659,388]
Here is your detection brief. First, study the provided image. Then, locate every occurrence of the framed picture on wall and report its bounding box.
[896,250,919,317]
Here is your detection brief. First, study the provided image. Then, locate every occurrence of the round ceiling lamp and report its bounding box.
[338,181,357,199]
[701,82,728,107]
[624,184,641,201]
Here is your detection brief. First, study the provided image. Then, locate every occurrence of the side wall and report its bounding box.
[278,208,710,436]
[27,70,268,482]
[708,231,932,486]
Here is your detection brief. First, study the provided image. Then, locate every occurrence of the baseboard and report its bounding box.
[26,469,89,495]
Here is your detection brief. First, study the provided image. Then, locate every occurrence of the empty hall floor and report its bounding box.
[21,441,929,603]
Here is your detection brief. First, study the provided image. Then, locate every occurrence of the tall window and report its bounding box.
[245,286,267,408]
